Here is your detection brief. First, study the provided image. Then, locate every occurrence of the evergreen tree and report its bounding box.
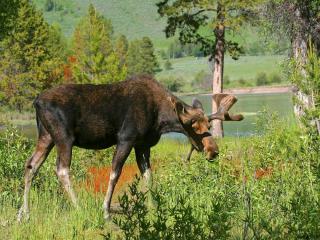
[0,0,64,111]
[127,37,159,77]
[127,40,141,76]
[71,4,126,84]
[115,34,129,67]
[140,37,159,75]
[0,0,19,41]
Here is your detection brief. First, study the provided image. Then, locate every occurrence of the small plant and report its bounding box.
[164,59,172,70]
[161,76,183,92]
[256,72,268,86]
[269,72,282,84]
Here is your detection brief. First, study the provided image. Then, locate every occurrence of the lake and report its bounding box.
[2,92,294,139]
[181,92,295,136]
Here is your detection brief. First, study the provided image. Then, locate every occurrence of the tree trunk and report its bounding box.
[291,6,314,120]
[211,3,225,138]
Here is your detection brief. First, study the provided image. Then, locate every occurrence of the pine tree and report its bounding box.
[0,0,19,41]
[127,40,142,76]
[0,0,64,111]
[140,37,159,75]
[127,37,159,77]
[115,34,129,67]
[71,4,126,84]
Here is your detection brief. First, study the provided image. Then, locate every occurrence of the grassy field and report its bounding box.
[31,0,288,54]
[157,55,287,91]
[1,117,319,239]
[32,0,167,41]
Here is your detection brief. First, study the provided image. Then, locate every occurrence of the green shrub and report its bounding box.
[269,72,282,84]
[108,114,320,239]
[163,60,172,70]
[160,76,183,92]
[256,72,269,86]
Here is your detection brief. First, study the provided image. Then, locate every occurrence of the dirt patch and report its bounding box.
[86,164,140,194]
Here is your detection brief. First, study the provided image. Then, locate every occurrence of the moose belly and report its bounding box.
[73,134,116,149]
[73,125,116,149]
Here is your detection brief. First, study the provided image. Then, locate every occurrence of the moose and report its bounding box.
[17,75,243,222]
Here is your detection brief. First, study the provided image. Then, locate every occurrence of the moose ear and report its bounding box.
[168,97,186,115]
[192,98,203,110]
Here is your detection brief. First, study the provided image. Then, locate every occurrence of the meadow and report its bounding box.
[156,55,286,92]
[1,112,319,239]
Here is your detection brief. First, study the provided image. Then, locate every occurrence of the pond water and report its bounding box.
[181,92,295,136]
[2,92,294,139]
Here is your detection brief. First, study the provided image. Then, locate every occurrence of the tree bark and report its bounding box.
[212,3,225,138]
[291,5,314,119]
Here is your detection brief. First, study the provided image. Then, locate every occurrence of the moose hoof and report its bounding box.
[17,208,29,223]
[104,212,112,222]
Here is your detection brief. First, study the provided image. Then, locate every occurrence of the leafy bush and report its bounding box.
[256,72,269,86]
[108,175,236,240]
[163,60,172,70]
[192,70,212,91]
[106,113,320,239]
[160,77,183,92]
[269,72,282,84]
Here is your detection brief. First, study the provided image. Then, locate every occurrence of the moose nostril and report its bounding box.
[206,150,219,161]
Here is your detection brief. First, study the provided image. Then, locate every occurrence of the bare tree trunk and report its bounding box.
[212,3,225,138]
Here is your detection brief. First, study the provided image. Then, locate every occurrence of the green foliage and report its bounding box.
[157,0,263,58]
[0,115,319,238]
[71,4,127,84]
[160,76,183,92]
[256,72,268,86]
[269,72,282,84]
[192,70,212,91]
[44,0,54,12]
[261,0,320,54]
[127,37,159,76]
[167,39,203,59]
[0,126,32,198]
[110,176,235,240]
[163,60,172,70]
[115,34,129,68]
[289,42,320,137]
[109,115,320,239]
[0,0,64,111]
[0,0,19,41]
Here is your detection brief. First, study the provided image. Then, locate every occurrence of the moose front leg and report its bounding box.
[103,141,133,220]
[185,145,194,162]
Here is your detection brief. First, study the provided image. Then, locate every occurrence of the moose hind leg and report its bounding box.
[55,142,78,206]
[135,147,152,190]
[103,141,133,220]
[17,134,53,222]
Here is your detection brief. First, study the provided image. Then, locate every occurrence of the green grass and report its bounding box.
[0,110,35,126]
[31,0,289,53]
[157,55,286,91]
[1,118,319,239]
[32,0,167,41]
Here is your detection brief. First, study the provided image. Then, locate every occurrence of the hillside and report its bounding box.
[32,0,286,53]
[32,0,167,44]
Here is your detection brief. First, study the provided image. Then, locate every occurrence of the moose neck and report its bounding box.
[158,94,186,135]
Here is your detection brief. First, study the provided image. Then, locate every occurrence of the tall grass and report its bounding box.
[0,115,319,239]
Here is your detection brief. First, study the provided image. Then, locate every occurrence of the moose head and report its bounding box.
[170,94,244,161]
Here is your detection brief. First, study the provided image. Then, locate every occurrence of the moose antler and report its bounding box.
[208,94,244,121]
